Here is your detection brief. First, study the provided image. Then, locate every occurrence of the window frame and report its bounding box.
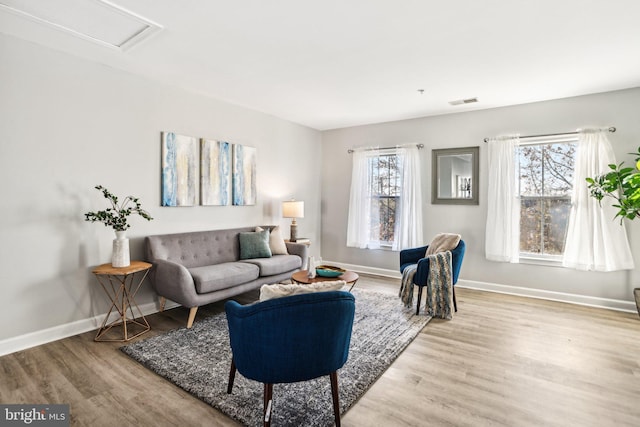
[516,135,577,264]
[366,149,402,248]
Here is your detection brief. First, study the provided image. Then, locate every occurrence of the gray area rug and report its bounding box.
[121,288,430,426]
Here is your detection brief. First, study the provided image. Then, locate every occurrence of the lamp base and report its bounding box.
[290,222,298,242]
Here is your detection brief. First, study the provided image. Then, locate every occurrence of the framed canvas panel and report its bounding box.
[232,144,256,206]
[161,132,199,206]
[201,139,231,206]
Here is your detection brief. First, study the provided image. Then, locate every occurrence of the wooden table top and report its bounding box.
[291,269,359,285]
[92,261,152,276]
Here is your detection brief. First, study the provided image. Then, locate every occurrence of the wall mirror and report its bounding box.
[432,146,479,205]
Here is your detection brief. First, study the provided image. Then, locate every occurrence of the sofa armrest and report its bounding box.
[285,242,309,268]
[150,259,199,307]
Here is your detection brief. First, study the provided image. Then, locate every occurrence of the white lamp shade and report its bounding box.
[282,200,304,218]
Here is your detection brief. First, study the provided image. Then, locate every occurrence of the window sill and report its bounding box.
[519,255,564,268]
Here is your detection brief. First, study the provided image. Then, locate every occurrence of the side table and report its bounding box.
[92,261,152,342]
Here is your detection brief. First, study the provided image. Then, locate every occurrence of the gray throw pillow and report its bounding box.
[239,230,272,259]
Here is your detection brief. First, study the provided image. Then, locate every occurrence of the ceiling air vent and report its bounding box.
[0,0,163,51]
[449,97,478,106]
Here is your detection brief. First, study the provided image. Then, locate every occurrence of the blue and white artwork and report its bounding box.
[161,132,198,206]
[200,139,231,206]
[232,144,256,206]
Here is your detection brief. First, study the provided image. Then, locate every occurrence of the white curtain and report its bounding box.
[393,146,423,250]
[346,149,378,249]
[485,136,520,262]
[562,129,635,271]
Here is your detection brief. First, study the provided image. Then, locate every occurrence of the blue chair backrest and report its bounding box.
[451,240,466,284]
[225,290,356,384]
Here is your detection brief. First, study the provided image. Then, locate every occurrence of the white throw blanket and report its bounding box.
[425,233,461,256]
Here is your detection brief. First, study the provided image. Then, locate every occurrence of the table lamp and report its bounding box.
[282,200,304,242]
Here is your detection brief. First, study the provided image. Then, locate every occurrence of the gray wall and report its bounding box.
[0,34,322,343]
[321,88,640,303]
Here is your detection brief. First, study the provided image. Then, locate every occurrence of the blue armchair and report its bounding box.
[225,290,356,427]
[399,240,466,315]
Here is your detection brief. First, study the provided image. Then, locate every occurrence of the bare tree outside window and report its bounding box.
[368,154,402,245]
[518,142,576,257]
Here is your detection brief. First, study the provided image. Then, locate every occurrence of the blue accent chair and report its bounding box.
[399,240,466,315]
[225,291,356,427]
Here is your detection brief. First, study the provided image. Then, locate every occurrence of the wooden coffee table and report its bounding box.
[291,269,359,291]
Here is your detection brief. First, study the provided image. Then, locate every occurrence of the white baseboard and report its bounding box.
[457,279,637,313]
[0,300,180,357]
[324,260,637,313]
[324,260,402,279]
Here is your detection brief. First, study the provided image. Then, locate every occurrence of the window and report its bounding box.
[368,153,402,246]
[517,139,576,259]
[347,145,422,251]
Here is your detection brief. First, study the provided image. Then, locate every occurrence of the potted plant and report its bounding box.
[586,146,640,317]
[85,185,153,267]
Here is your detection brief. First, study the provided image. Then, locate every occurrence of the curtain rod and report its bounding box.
[483,127,616,143]
[347,143,424,154]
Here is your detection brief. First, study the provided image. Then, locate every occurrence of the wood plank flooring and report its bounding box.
[1,275,639,426]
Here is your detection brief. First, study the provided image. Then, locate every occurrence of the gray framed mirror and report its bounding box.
[432,146,479,205]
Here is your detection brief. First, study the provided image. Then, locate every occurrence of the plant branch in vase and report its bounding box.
[85,185,153,267]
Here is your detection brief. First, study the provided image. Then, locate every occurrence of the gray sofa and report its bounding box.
[144,226,308,327]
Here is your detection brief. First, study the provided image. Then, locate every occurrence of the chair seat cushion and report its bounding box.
[240,254,301,276]
[189,262,260,293]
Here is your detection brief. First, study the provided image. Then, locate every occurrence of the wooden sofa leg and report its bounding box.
[416,286,424,315]
[159,297,166,312]
[187,307,198,328]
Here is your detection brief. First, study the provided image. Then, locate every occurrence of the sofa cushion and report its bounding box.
[256,226,288,255]
[259,280,346,301]
[239,230,272,259]
[189,262,260,294]
[240,254,302,276]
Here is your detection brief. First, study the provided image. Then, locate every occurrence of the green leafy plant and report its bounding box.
[586,146,640,222]
[84,185,153,231]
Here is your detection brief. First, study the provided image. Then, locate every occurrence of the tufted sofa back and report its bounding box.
[145,226,273,268]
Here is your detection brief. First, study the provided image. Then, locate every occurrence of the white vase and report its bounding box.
[112,230,130,268]
[307,256,316,278]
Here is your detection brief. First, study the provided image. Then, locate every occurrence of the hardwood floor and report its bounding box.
[2,276,639,426]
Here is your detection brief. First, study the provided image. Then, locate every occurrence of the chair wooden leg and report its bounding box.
[227,359,236,394]
[263,383,273,427]
[330,371,341,427]
[453,286,458,312]
[159,296,166,312]
[416,285,424,315]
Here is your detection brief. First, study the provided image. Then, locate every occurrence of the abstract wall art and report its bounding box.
[161,132,198,206]
[200,139,231,206]
[232,144,256,206]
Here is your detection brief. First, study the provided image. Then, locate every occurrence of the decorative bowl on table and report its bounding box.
[315,265,346,278]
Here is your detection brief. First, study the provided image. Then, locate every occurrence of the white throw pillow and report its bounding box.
[259,280,346,301]
[256,226,289,255]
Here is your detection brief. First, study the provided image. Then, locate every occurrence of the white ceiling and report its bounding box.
[2,0,640,130]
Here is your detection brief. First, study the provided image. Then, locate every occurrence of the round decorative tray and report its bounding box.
[315,265,346,278]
